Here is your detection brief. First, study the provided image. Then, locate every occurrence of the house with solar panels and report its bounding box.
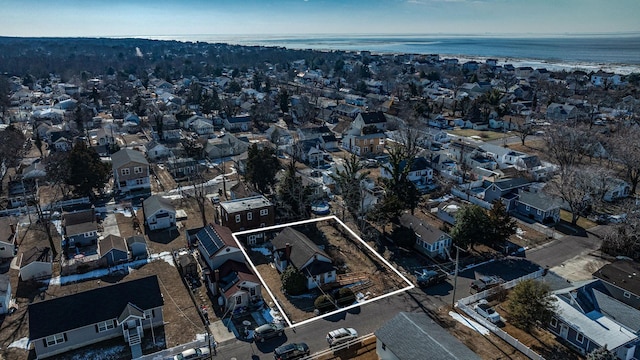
[193,224,262,310]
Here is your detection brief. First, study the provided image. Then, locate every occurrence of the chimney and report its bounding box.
[285,243,291,261]
[214,269,220,283]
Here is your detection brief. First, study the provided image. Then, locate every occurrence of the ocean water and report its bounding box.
[142,34,640,74]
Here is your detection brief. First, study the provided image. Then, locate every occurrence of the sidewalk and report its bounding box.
[209,319,237,347]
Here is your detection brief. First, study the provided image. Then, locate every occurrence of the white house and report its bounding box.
[18,247,53,281]
[0,218,18,260]
[399,213,452,259]
[145,141,171,161]
[142,195,176,231]
[271,227,336,290]
[604,178,631,202]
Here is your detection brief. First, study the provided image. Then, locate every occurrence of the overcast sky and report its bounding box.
[2,0,639,38]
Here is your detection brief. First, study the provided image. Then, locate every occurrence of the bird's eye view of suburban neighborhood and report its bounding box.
[0,29,639,360]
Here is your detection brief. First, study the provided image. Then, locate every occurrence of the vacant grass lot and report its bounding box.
[448,129,510,141]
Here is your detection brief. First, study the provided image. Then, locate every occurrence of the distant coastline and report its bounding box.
[135,34,640,75]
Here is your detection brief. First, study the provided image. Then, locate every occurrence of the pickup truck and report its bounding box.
[474,299,501,324]
[470,275,504,292]
[416,269,448,288]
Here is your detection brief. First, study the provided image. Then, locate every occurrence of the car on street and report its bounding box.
[254,322,285,342]
[326,327,358,347]
[474,299,501,324]
[470,275,504,292]
[173,346,210,360]
[273,342,310,360]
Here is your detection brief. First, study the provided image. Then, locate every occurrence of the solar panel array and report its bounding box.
[198,225,225,257]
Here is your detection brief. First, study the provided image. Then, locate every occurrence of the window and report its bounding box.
[550,318,558,327]
[624,291,631,298]
[97,320,115,332]
[250,287,256,296]
[121,168,130,175]
[576,333,584,344]
[260,209,269,216]
[247,212,253,221]
[537,209,542,215]
[45,333,66,347]
[134,167,143,174]
[235,295,242,305]
[135,178,146,185]
[381,343,386,351]
[525,205,530,211]
[144,310,155,319]
[235,215,241,223]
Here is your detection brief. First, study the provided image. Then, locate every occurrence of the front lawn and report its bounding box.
[448,129,509,141]
[559,210,597,230]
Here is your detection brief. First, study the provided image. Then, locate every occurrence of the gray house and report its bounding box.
[98,235,129,266]
[375,312,481,360]
[483,178,532,209]
[593,260,640,309]
[29,275,164,359]
[549,280,640,359]
[63,209,98,248]
[514,190,561,224]
[399,214,452,259]
[126,236,148,260]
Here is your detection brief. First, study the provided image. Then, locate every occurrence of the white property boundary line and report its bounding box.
[231,215,414,328]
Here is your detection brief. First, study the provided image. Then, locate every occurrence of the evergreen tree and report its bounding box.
[487,201,517,247]
[278,159,312,220]
[587,346,616,360]
[66,141,111,197]
[507,279,556,332]
[245,144,281,194]
[281,265,306,295]
[330,154,369,218]
[278,89,289,114]
[450,204,490,249]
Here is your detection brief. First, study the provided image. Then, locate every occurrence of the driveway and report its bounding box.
[525,227,604,269]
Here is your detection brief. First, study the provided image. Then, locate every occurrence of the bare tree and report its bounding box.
[608,125,640,194]
[544,124,591,171]
[545,165,612,225]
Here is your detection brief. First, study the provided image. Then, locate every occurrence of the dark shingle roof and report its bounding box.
[594,260,640,297]
[111,148,148,169]
[99,234,127,257]
[517,191,562,212]
[28,275,163,339]
[399,214,449,246]
[126,235,146,247]
[375,312,481,360]
[359,111,387,124]
[272,227,331,272]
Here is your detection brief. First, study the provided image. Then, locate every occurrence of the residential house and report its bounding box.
[272,227,336,290]
[548,280,639,359]
[421,128,449,149]
[590,71,622,87]
[190,118,215,136]
[514,190,561,224]
[0,217,18,260]
[341,132,385,156]
[375,312,481,360]
[63,209,98,248]
[546,103,578,122]
[380,156,434,192]
[111,148,150,194]
[93,128,117,147]
[399,214,452,259]
[209,260,262,311]
[223,114,251,132]
[204,133,249,160]
[346,111,387,136]
[593,260,640,309]
[483,178,533,210]
[21,160,47,180]
[145,141,170,161]
[28,275,164,359]
[19,247,53,281]
[218,195,275,244]
[334,103,361,118]
[126,236,147,260]
[604,178,631,202]
[166,157,200,180]
[98,235,129,267]
[143,195,176,231]
[0,274,10,315]
[195,224,244,271]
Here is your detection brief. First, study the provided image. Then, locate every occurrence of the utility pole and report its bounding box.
[451,245,460,309]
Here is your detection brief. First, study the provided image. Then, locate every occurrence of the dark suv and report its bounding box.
[274,342,310,360]
[253,323,285,342]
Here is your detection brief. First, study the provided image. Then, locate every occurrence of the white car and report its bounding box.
[173,346,210,360]
[326,327,358,347]
[474,300,501,324]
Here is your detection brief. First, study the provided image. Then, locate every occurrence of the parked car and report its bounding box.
[416,269,448,288]
[254,322,285,342]
[470,275,504,292]
[274,342,310,360]
[326,327,358,347]
[474,299,501,324]
[173,346,210,360]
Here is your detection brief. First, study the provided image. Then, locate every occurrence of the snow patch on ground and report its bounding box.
[8,337,29,349]
[449,311,490,335]
[195,333,207,342]
[151,251,175,267]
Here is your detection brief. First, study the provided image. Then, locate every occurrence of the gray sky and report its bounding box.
[1,0,639,37]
